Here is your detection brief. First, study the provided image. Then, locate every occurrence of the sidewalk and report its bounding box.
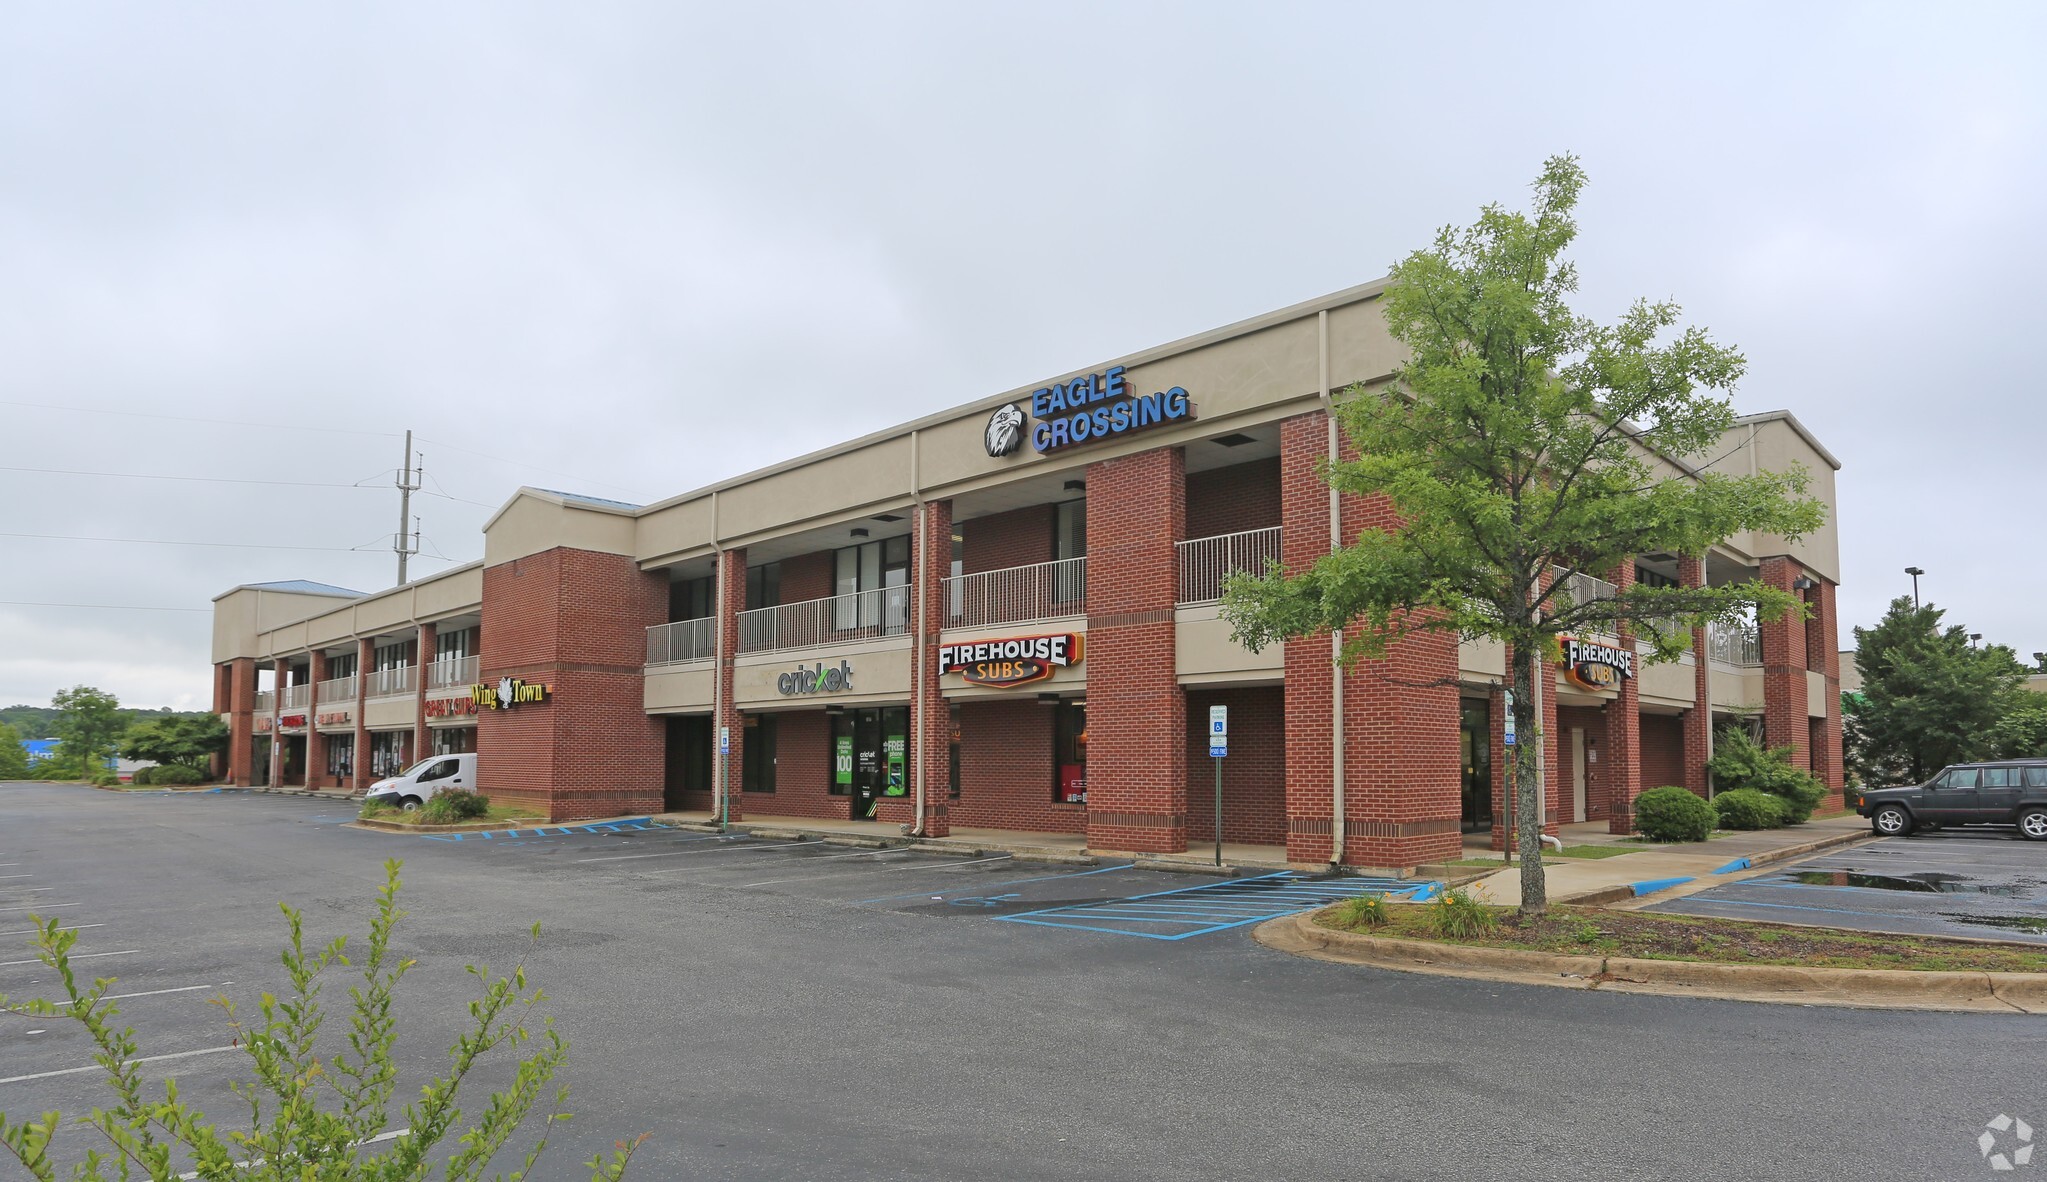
[1463,813,1873,907]
[650,810,1302,874]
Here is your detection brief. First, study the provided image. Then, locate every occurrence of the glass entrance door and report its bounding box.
[1460,699,1493,832]
[833,707,909,819]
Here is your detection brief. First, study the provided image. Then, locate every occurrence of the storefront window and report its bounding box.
[670,575,713,621]
[746,563,781,611]
[1053,700,1086,803]
[1054,501,1086,606]
[435,628,474,660]
[432,727,475,756]
[328,652,357,680]
[829,707,908,818]
[370,732,409,777]
[742,715,777,792]
[833,537,910,631]
[326,735,354,779]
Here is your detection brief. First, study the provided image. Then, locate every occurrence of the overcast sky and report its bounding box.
[4,2,2044,712]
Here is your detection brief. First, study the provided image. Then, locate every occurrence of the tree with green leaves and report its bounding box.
[1222,156,1826,914]
[1988,689,2047,760]
[1848,597,2026,783]
[50,686,125,779]
[120,713,229,774]
[0,722,29,781]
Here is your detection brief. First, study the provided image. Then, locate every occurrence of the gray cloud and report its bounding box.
[5,1,2045,710]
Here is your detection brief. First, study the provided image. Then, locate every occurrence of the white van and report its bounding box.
[365,753,478,811]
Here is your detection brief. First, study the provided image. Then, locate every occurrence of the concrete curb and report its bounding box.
[1256,910,2047,1013]
[1552,826,1879,907]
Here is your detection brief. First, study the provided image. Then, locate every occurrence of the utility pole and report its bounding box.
[395,430,420,585]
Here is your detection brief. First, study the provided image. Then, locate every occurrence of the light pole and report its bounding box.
[1904,566,1924,608]
[1970,633,1982,649]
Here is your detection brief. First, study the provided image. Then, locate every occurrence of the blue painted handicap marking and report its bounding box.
[994,871,1436,940]
[418,818,660,843]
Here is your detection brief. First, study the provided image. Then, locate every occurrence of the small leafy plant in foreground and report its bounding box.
[0,859,646,1180]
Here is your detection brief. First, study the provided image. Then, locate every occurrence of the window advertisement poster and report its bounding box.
[834,735,854,788]
[883,733,907,796]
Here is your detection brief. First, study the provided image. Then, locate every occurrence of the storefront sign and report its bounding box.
[983,366,1196,459]
[254,716,273,733]
[424,697,479,718]
[1563,637,1635,692]
[472,677,551,710]
[315,711,351,727]
[278,714,308,728]
[777,660,854,696]
[938,633,1083,688]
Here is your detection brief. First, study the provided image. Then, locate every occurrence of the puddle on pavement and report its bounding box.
[1940,914,2047,935]
[1784,870,2028,897]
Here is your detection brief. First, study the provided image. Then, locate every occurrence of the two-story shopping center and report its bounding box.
[208,278,1845,871]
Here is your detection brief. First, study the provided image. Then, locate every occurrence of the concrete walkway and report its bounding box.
[1464,813,1873,906]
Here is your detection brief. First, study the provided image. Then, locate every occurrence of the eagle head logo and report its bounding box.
[984,403,1026,458]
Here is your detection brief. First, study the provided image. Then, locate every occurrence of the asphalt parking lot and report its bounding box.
[4,782,2045,1182]
[1647,828,2047,943]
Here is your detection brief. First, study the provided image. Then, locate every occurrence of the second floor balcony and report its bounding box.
[647,617,717,666]
[944,556,1086,630]
[427,655,480,691]
[316,674,357,705]
[1176,527,1281,606]
[366,664,416,699]
[1709,623,1763,666]
[280,683,311,710]
[738,587,910,656]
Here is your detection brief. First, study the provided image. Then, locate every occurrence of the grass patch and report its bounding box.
[359,802,541,827]
[1318,902,2047,973]
[1551,844,1639,860]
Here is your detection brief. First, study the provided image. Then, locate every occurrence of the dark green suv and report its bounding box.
[1857,761,2047,840]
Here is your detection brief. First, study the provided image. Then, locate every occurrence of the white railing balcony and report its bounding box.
[281,683,311,709]
[316,674,357,705]
[428,655,480,690]
[944,556,1087,629]
[1709,623,1763,666]
[1550,566,1621,609]
[647,617,717,666]
[1176,527,1281,606]
[254,689,275,714]
[738,587,911,655]
[367,664,416,698]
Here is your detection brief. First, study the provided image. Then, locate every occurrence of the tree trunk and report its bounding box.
[1513,642,1547,915]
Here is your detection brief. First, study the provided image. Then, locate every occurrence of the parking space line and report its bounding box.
[103,982,232,1001]
[853,862,1134,905]
[635,841,836,872]
[0,924,104,938]
[0,1045,239,1086]
[0,873,33,879]
[0,903,78,912]
[571,836,787,863]
[0,949,138,968]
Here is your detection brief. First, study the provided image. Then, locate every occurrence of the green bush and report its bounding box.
[358,796,396,819]
[130,765,157,784]
[1708,728,1827,824]
[0,860,643,1180]
[1428,889,1497,939]
[151,764,207,785]
[1713,788,1786,830]
[1333,895,1391,930]
[1635,785,1715,843]
[419,790,491,824]
[89,766,121,787]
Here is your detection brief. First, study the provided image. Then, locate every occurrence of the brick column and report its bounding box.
[1605,564,1643,835]
[1679,555,1711,796]
[1758,556,1811,770]
[1813,577,1844,802]
[307,650,332,789]
[352,638,373,793]
[414,622,437,763]
[269,657,288,788]
[224,657,256,785]
[914,499,953,837]
[1083,446,1187,854]
[715,547,747,824]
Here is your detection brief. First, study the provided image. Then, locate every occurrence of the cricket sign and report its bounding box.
[1562,636,1635,692]
[938,633,1084,689]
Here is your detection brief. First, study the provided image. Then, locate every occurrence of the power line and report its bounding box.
[418,488,497,510]
[0,399,402,439]
[415,435,645,498]
[0,531,374,554]
[0,600,209,613]
[0,465,380,489]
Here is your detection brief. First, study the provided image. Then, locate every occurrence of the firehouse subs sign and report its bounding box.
[1563,637,1635,692]
[983,366,1195,458]
[470,677,552,710]
[938,634,1084,688]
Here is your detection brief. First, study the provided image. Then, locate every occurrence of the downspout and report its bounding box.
[909,430,928,837]
[711,490,726,829]
[1320,309,1346,867]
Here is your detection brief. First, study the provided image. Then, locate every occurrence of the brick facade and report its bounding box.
[914,499,954,836]
[1186,457,1281,539]
[962,504,1054,575]
[1184,686,1285,846]
[948,698,1083,833]
[1640,713,1687,793]
[1758,555,1813,771]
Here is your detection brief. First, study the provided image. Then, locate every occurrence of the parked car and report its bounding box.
[1857,760,2047,840]
[364,753,477,811]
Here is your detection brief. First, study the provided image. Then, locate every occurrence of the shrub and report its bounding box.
[1713,787,1786,830]
[0,860,643,1179]
[358,796,396,819]
[1333,895,1391,930]
[419,790,492,824]
[1635,785,1715,843]
[152,764,207,785]
[1709,728,1828,824]
[88,766,121,787]
[130,765,158,785]
[1429,889,1497,939]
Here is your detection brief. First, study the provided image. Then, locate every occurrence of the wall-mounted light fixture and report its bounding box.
[850,527,870,538]
[1791,576,1815,591]
[1063,480,1085,492]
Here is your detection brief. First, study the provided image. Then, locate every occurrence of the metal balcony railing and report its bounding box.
[1549,566,1621,609]
[254,689,275,714]
[1709,623,1763,666]
[647,617,717,666]
[316,674,357,705]
[737,587,911,655]
[428,654,480,690]
[1176,527,1281,606]
[367,664,416,698]
[281,683,311,709]
[943,556,1087,629]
